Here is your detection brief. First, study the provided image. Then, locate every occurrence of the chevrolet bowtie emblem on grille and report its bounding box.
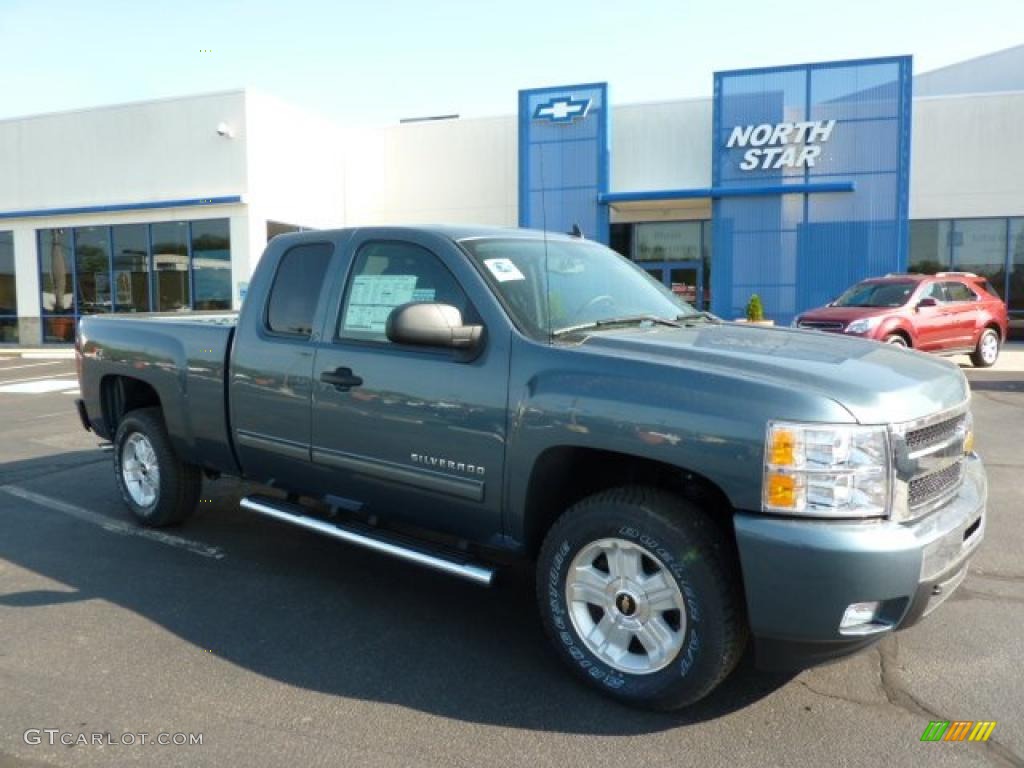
[533,96,591,124]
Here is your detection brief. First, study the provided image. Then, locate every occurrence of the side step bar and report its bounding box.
[240,495,495,587]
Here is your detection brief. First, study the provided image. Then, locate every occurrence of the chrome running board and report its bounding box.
[240,495,495,587]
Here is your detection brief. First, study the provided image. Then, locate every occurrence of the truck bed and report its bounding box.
[77,312,240,475]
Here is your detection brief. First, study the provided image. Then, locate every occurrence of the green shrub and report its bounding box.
[745,294,765,322]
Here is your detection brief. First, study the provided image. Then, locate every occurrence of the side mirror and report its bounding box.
[386,302,483,350]
[916,297,938,310]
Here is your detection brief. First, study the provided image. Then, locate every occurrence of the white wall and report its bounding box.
[343,115,517,227]
[911,92,1024,219]
[611,98,712,193]
[244,91,347,230]
[0,91,248,212]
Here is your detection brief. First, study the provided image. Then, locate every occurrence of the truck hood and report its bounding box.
[573,322,968,424]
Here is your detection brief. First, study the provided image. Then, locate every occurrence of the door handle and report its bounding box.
[321,367,363,391]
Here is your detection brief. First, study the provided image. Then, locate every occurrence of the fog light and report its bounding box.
[840,601,881,630]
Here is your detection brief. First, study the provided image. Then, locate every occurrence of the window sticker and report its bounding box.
[484,258,525,282]
[412,288,436,302]
[344,274,417,333]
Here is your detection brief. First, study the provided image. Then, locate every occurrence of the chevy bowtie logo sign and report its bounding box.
[533,96,591,123]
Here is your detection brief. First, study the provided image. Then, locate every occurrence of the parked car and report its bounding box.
[76,228,985,710]
[793,272,1008,367]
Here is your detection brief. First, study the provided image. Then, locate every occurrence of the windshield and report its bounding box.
[832,281,916,308]
[460,237,698,339]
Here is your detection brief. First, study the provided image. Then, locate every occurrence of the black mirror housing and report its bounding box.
[916,297,938,309]
[386,302,483,350]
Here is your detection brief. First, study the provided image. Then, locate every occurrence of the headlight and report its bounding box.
[763,422,890,518]
[844,317,882,334]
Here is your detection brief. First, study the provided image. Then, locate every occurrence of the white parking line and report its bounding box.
[0,373,76,386]
[0,361,64,372]
[0,485,225,560]
[0,378,79,394]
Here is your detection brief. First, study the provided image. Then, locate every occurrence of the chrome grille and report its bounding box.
[890,402,970,522]
[909,462,963,508]
[906,414,966,454]
[798,321,843,331]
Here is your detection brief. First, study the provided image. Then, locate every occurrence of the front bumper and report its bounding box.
[734,453,986,670]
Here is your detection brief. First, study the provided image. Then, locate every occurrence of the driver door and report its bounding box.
[309,234,509,542]
[913,282,953,351]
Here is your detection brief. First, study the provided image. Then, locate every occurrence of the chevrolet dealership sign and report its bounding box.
[727,119,836,170]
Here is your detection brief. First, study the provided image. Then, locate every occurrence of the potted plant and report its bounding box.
[737,294,774,326]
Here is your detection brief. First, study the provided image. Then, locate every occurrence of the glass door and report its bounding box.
[642,261,704,310]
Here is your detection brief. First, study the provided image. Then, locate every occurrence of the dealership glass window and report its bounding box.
[609,223,632,258]
[953,219,1007,297]
[112,224,151,313]
[191,219,231,310]
[629,221,712,309]
[911,217,1024,321]
[1009,218,1024,313]
[908,220,952,274]
[37,218,233,341]
[635,222,702,262]
[39,229,76,342]
[151,222,191,312]
[267,220,305,242]
[74,226,112,314]
[0,231,17,342]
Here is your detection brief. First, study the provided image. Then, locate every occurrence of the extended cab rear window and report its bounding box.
[266,243,334,337]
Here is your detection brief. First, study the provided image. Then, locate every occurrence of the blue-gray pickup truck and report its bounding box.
[75,226,986,710]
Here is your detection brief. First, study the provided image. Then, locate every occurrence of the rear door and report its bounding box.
[309,231,511,543]
[230,239,336,487]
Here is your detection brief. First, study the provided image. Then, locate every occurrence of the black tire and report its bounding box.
[883,333,908,347]
[970,328,1000,368]
[113,407,201,527]
[536,486,747,710]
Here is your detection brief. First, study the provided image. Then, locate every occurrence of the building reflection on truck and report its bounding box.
[695,326,872,365]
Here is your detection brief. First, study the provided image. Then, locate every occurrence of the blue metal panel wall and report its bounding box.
[518,83,609,243]
[712,58,912,323]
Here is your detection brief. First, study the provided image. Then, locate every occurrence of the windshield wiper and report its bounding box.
[676,311,720,325]
[552,314,684,337]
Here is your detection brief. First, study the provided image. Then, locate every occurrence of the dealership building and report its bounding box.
[1,45,1022,344]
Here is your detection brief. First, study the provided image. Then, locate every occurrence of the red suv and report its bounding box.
[794,272,1009,367]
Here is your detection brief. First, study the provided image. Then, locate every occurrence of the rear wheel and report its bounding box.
[113,408,201,527]
[536,486,747,710]
[971,328,1000,368]
[883,333,908,347]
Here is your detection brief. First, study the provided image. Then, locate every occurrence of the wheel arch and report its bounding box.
[521,446,735,558]
[100,375,163,439]
[883,325,914,347]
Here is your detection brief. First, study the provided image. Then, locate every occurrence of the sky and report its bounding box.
[1,0,1022,124]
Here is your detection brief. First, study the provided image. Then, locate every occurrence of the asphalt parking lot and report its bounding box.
[0,350,1021,768]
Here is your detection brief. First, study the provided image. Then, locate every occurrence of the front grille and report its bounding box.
[909,462,963,508]
[906,414,966,454]
[798,321,843,331]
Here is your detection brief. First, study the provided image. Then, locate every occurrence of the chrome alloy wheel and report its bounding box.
[980,331,999,365]
[566,538,687,675]
[122,433,160,507]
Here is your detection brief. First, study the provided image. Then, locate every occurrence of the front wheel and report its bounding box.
[536,487,747,710]
[113,407,201,527]
[971,328,1000,368]
[883,333,908,347]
